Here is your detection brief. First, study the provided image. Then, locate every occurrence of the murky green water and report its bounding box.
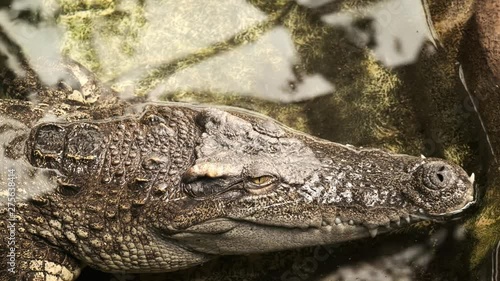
[0,0,498,280]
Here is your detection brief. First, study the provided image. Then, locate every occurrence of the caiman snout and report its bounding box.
[407,159,475,218]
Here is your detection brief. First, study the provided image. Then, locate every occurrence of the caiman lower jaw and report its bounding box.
[170,220,370,255]
[172,216,420,255]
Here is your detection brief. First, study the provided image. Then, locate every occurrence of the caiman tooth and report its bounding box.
[469,173,475,184]
[389,216,401,227]
[403,216,411,224]
[420,154,426,159]
[348,220,354,225]
[334,217,342,225]
[369,228,378,238]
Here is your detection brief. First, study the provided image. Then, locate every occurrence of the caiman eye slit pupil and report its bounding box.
[249,175,274,187]
[244,175,277,192]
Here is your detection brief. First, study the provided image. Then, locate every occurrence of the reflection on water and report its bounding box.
[318,229,448,281]
[150,26,334,102]
[0,0,438,102]
[478,240,500,281]
[318,0,438,67]
[0,0,65,85]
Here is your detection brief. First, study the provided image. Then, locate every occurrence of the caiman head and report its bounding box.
[163,107,476,255]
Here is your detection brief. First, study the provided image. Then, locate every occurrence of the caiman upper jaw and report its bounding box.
[319,180,475,238]
[307,157,477,238]
[318,214,415,238]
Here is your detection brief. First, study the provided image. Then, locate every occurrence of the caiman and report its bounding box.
[0,61,476,281]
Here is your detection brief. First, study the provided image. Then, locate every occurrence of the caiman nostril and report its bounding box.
[422,162,456,190]
[437,173,444,182]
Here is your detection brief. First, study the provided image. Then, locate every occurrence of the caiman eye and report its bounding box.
[250,176,274,186]
[245,175,277,194]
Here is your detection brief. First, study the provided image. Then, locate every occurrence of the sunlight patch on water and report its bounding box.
[0,0,66,86]
[148,26,334,102]
[321,0,437,67]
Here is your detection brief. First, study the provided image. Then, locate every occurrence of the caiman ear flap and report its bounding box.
[195,108,253,135]
[183,162,243,182]
[195,109,224,129]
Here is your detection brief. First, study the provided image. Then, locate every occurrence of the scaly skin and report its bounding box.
[0,62,475,281]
